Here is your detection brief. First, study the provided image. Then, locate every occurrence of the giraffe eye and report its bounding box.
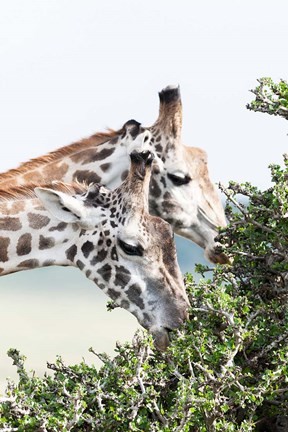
[167,173,191,186]
[118,239,144,257]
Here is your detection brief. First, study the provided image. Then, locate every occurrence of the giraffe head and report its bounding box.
[0,85,227,264]
[35,135,189,351]
[148,85,228,264]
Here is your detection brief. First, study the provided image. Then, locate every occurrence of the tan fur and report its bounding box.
[0,129,121,182]
[0,181,88,202]
[155,99,182,138]
[185,146,208,177]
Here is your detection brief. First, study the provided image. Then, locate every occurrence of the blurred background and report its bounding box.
[0,0,287,391]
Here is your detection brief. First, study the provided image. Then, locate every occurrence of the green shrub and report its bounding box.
[247,77,288,120]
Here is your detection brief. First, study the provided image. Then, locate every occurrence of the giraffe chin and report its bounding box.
[151,328,170,352]
[205,248,230,265]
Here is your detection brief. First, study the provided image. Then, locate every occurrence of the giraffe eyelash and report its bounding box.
[117,239,144,257]
[167,173,191,186]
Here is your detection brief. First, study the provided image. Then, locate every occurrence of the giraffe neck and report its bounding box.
[0,148,192,351]
[0,133,131,190]
[0,196,94,276]
[149,125,176,157]
[0,87,229,265]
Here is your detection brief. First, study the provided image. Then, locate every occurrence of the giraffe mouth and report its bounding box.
[151,327,172,352]
[205,248,231,265]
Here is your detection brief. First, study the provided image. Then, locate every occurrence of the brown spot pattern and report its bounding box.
[73,170,101,184]
[100,163,111,172]
[76,260,85,270]
[149,177,162,198]
[11,202,26,214]
[0,217,22,231]
[81,241,94,258]
[0,129,119,183]
[107,288,121,300]
[120,299,129,309]
[39,235,55,250]
[110,245,118,261]
[90,249,108,264]
[65,244,77,262]
[70,149,98,164]
[98,263,112,282]
[17,233,32,256]
[28,213,50,229]
[0,204,9,215]
[17,259,40,269]
[126,284,144,309]
[43,259,55,266]
[23,171,43,184]
[70,146,115,165]
[0,201,26,215]
[0,237,10,262]
[114,265,131,286]
[43,162,69,180]
[49,222,68,232]
[90,147,115,162]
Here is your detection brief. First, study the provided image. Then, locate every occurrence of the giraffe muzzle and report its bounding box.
[151,327,171,352]
[205,246,231,265]
[150,304,189,352]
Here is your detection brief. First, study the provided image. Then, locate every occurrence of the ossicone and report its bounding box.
[158,84,181,104]
[129,150,155,180]
[130,150,154,166]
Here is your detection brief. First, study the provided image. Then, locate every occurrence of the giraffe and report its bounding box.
[0,141,189,351]
[0,85,228,264]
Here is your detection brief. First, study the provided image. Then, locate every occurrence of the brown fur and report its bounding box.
[185,146,208,177]
[0,129,121,182]
[155,98,182,138]
[0,181,88,202]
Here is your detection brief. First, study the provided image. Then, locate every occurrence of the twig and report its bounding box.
[66,391,84,431]
[95,382,105,412]
[219,183,277,235]
[193,304,242,374]
[136,345,146,394]
[251,330,288,362]
[152,399,168,426]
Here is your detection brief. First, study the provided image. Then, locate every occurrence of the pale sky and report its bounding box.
[0,0,287,189]
[0,0,288,390]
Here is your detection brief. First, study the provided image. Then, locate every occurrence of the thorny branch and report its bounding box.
[219,183,277,235]
[247,78,288,120]
[193,303,242,373]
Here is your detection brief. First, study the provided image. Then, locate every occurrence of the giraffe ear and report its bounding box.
[122,119,142,139]
[34,187,87,224]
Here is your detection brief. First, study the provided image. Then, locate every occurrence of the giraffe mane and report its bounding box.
[0,181,89,202]
[0,128,122,182]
